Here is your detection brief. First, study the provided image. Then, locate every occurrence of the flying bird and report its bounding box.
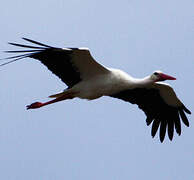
[1,38,191,142]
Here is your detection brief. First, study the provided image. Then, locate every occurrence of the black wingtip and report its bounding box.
[8,42,45,49]
[4,50,41,53]
[22,37,53,48]
[182,105,191,114]
[0,57,25,66]
[151,120,160,138]
[159,121,167,143]
[179,109,190,127]
[0,53,36,66]
[146,117,154,126]
[169,136,173,141]
[167,120,174,141]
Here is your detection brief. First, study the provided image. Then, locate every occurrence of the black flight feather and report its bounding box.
[22,38,53,48]
[110,87,191,142]
[2,38,81,87]
[179,109,189,127]
[151,119,160,138]
[8,42,45,49]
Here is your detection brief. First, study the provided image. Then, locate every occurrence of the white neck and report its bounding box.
[131,75,154,86]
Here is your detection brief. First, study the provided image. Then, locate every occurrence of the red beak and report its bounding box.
[160,73,176,80]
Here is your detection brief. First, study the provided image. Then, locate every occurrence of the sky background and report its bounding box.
[0,0,193,179]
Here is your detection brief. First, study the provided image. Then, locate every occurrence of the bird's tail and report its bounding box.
[49,92,66,98]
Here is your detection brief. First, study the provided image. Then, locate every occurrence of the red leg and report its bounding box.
[26,93,74,110]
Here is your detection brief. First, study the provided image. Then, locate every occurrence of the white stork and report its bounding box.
[1,38,191,142]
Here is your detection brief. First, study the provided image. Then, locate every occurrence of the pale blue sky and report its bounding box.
[0,0,193,180]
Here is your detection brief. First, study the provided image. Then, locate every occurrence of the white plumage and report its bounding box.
[1,38,191,142]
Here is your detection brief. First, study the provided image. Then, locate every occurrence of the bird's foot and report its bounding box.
[26,102,43,110]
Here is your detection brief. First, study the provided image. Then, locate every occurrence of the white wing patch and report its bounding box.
[78,47,90,50]
[69,48,109,80]
[155,82,182,107]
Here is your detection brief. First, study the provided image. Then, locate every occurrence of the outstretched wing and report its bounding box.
[110,83,191,142]
[2,38,109,88]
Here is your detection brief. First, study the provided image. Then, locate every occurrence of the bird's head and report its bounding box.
[151,70,176,82]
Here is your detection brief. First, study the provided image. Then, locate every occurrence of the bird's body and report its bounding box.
[1,38,191,142]
[70,69,133,100]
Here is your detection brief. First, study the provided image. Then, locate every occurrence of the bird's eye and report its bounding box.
[154,72,159,76]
